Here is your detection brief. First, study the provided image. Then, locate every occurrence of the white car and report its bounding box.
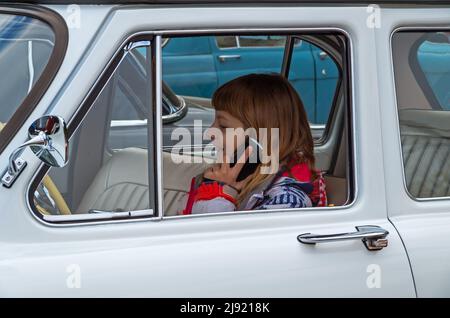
[0,0,448,297]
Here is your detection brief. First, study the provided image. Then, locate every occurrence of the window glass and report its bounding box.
[216,36,237,49]
[393,31,450,198]
[0,14,55,134]
[31,44,155,220]
[161,33,349,217]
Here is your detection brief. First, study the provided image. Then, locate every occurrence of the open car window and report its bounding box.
[161,32,351,217]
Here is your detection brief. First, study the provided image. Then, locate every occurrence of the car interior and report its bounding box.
[30,32,355,220]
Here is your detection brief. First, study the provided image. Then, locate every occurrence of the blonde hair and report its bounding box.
[212,73,316,203]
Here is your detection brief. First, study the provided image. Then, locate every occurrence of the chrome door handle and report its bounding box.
[297,225,389,251]
[218,54,241,62]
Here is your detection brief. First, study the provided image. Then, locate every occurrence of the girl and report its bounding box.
[182,73,327,214]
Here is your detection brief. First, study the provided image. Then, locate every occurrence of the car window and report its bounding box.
[216,36,238,49]
[30,42,156,222]
[392,31,450,199]
[0,13,55,135]
[161,33,350,217]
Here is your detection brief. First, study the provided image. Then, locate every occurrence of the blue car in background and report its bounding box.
[160,35,340,125]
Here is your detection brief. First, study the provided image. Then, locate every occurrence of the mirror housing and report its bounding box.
[1,115,68,188]
[28,116,68,168]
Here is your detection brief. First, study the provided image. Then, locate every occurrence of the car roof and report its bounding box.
[12,0,450,5]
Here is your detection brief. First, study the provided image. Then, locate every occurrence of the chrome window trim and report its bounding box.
[154,35,164,221]
[26,163,161,228]
[26,26,356,228]
[390,25,450,203]
[43,209,154,223]
[153,27,357,220]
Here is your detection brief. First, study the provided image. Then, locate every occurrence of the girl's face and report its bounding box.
[207,110,245,159]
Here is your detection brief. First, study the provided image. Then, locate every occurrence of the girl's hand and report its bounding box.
[204,146,253,192]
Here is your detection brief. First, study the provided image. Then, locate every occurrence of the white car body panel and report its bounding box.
[0,3,447,297]
[376,8,450,297]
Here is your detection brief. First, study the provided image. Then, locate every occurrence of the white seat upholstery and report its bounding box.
[76,148,150,213]
[77,148,209,215]
[399,109,450,198]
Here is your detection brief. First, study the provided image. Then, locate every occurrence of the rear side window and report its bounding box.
[392,31,450,199]
[0,13,55,132]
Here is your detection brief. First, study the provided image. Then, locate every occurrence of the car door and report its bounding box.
[379,14,450,297]
[0,4,415,297]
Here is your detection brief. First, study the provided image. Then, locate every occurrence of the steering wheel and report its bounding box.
[41,175,71,215]
[0,121,71,215]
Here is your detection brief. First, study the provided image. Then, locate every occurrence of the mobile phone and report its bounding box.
[230,136,263,182]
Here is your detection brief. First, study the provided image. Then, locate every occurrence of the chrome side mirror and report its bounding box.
[1,115,68,188]
[28,116,68,168]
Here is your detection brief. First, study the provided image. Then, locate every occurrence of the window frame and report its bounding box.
[27,27,355,227]
[157,28,355,220]
[391,26,450,202]
[27,34,161,225]
[0,4,68,155]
